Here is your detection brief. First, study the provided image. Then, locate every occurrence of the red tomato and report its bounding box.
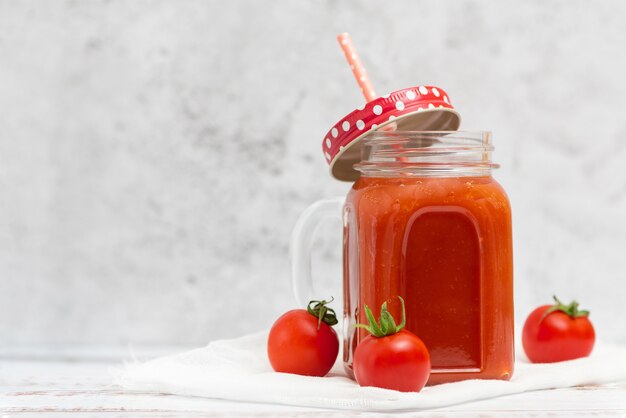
[353,297,431,392]
[267,300,339,377]
[354,329,430,392]
[522,296,595,363]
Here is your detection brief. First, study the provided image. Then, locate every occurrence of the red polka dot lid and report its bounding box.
[323,86,460,181]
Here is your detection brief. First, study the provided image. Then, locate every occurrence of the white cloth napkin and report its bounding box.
[119,331,626,412]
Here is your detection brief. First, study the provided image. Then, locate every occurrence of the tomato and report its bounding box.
[353,297,431,392]
[267,299,339,377]
[522,296,595,363]
[354,329,430,392]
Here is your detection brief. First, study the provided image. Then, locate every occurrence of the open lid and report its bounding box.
[322,86,460,181]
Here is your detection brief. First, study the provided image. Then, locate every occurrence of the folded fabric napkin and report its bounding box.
[119,331,626,412]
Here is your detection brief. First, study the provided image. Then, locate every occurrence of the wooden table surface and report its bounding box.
[1,346,625,417]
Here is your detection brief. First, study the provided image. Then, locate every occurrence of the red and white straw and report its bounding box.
[337,32,402,153]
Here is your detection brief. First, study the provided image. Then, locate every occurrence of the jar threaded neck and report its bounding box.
[355,131,498,178]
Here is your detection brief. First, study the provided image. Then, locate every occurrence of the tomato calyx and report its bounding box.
[307,298,338,330]
[540,295,590,323]
[356,296,407,338]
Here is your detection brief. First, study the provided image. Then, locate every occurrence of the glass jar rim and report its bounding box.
[364,130,492,142]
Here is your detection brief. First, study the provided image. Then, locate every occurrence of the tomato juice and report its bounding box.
[343,175,514,384]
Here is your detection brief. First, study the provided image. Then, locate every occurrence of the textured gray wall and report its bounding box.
[1,0,625,346]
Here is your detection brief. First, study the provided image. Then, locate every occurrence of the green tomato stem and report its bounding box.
[355,296,407,338]
[540,295,591,323]
[307,298,338,330]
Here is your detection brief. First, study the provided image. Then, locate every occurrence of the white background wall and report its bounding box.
[1,0,625,346]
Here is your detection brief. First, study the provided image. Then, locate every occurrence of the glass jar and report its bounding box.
[291,131,514,385]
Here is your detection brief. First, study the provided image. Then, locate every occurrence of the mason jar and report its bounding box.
[292,131,514,385]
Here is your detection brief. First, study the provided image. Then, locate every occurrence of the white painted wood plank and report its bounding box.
[1,356,625,417]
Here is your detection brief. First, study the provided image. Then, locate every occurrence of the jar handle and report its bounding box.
[290,197,345,306]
